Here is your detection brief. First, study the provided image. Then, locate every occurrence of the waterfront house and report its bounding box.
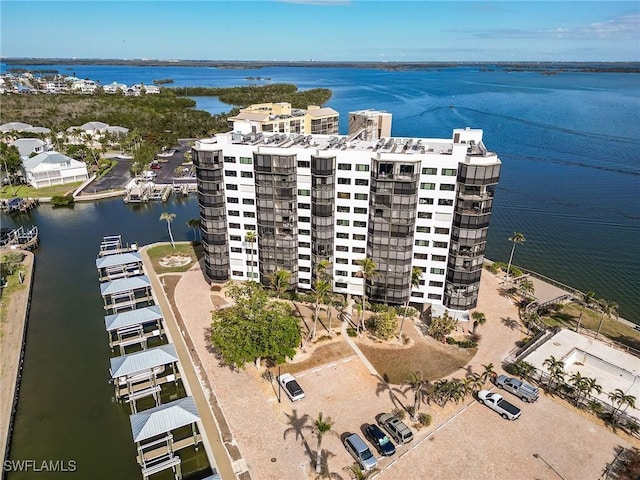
[10,138,51,158]
[22,151,89,188]
[103,81,127,94]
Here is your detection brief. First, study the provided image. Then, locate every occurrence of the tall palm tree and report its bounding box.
[187,218,200,243]
[576,290,596,333]
[542,356,565,389]
[245,231,257,280]
[312,279,333,340]
[159,212,176,248]
[355,257,380,333]
[399,267,422,344]
[269,268,292,299]
[315,259,331,282]
[471,311,487,334]
[308,412,336,474]
[608,388,636,424]
[480,363,495,385]
[505,231,526,283]
[595,299,618,339]
[405,371,427,418]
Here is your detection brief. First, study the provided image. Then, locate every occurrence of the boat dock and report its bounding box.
[96,235,221,480]
[0,197,39,214]
[0,225,39,250]
[123,181,192,204]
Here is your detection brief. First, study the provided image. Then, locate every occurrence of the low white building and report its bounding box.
[11,138,51,157]
[23,151,88,188]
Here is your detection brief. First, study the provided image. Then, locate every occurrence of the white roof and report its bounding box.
[22,151,85,172]
[0,122,32,132]
[105,125,129,134]
[130,396,200,442]
[80,121,109,131]
[100,275,151,295]
[104,305,163,331]
[96,251,142,269]
[306,107,338,118]
[22,126,51,134]
[10,138,46,157]
[110,344,178,379]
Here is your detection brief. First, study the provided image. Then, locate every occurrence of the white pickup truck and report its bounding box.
[477,390,522,420]
[494,375,539,403]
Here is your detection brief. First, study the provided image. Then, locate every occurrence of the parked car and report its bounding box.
[364,423,396,456]
[150,162,162,170]
[377,413,414,444]
[494,374,539,403]
[477,390,522,420]
[344,433,377,471]
[277,373,305,402]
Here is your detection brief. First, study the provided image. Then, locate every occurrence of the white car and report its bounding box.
[278,373,305,402]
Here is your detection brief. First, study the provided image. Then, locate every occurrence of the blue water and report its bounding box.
[2,62,639,323]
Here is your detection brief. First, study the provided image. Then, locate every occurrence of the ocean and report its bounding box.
[2,62,639,321]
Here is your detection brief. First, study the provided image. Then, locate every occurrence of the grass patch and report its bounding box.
[277,341,353,375]
[542,303,640,351]
[146,242,203,274]
[0,181,83,199]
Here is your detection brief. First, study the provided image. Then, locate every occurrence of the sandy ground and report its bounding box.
[0,250,34,462]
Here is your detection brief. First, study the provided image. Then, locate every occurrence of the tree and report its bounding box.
[505,232,526,283]
[312,279,332,340]
[608,388,636,424]
[245,231,257,280]
[343,463,379,480]
[187,218,200,243]
[480,363,495,385]
[575,290,595,333]
[307,412,336,474]
[159,212,176,248]
[471,311,487,334]
[0,143,22,176]
[369,307,398,341]
[399,267,422,344]
[595,299,618,339]
[268,268,292,299]
[427,310,458,342]
[405,371,427,417]
[209,282,301,369]
[543,356,565,389]
[355,257,380,333]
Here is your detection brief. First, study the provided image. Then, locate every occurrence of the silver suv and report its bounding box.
[377,413,414,444]
[344,433,377,471]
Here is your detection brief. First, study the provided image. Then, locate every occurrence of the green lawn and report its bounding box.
[0,182,83,199]
[146,242,203,274]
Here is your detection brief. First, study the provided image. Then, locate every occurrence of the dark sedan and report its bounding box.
[364,423,396,456]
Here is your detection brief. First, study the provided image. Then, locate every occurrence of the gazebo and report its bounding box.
[100,275,154,313]
[104,305,165,354]
[129,397,202,480]
[110,344,180,413]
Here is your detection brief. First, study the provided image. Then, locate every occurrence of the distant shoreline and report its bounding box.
[2,58,639,74]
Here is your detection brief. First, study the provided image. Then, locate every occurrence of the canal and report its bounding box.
[3,196,205,479]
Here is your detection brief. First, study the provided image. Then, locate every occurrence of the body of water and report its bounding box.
[1,62,639,478]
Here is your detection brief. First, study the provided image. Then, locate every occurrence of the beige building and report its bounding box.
[348,109,392,141]
[227,102,339,135]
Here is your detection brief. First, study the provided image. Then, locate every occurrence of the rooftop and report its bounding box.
[104,305,163,332]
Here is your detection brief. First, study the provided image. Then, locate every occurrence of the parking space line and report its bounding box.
[342,357,353,363]
[326,362,338,369]
[413,440,422,449]
[297,373,306,378]
[435,423,446,431]
[387,460,397,469]
[400,450,409,458]
[312,368,323,374]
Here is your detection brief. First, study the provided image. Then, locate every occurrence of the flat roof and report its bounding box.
[110,344,178,379]
[100,275,151,296]
[96,251,142,269]
[130,396,200,442]
[104,305,163,332]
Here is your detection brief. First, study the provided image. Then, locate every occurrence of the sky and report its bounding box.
[1,1,639,62]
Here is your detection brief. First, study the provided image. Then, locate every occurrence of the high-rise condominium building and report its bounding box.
[193,114,501,311]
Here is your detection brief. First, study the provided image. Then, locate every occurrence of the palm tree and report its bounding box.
[315,259,331,282]
[343,463,379,480]
[608,388,636,424]
[505,231,526,283]
[480,363,495,385]
[187,218,200,243]
[269,268,292,299]
[355,257,380,333]
[542,356,565,389]
[399,267,422,344]
[312,279,333,340]
[576,290,596,333]
[595,299,618,339]
[159,212,176,248]
[471,311,487,334]
[308,412,336,474]
[245,231,257,280]
[405,371,427,418]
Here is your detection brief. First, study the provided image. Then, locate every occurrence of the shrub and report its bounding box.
[417,412,432,427]
[487,262,504,274]
[370,308,398,341]
[346,328,357,337]
[51,194,75,207]
[391,408,406,421]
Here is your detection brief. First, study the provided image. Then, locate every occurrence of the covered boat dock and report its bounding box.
[104,305,165,354]
[100,275,154,314]
[96,251,144,281]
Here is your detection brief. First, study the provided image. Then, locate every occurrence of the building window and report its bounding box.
[415,240,429,247]
[299,266,311,273]
[419,198,433,205]
[353,247,366,253]
[441,168,457,176]
[299,278,311,285]
[416,226,430,233]
[299,216,310,223]
[228,210,240,216]
[241,171,253,178]
[337,232,349,239]
[429,281,444,287]
[244,224,256,230]
[232,270,243,276]
[337,192,351,199]
[438,199,454,206]
[240,157,252,164]
[335,282,348,288]
[354,207,367,214]
[224,156,236,163]
[353,234,365,241]
[430,268,445,275]
[433,241,448,248]
[337,206,350,213]
[337,219,350,226]
[338,163,351,170]
[420,182,435,190]
[229,223,241,229]
[227,184,238,190]
[229,235,241,241]
[336,258,348,264]
[418,212,432,219]
[298,203,310,209]
[243,198,254,205]
[336,270,348,277]
[422,167,437,175]
[439,183,455,191]
[432,255,447,262]
[434,227,450,235]
[338,178,351,185]
[298,189,310,196]
[428,293,442,300]
[354,221,366,228]
[225,170,237,177]
[299,241,311,248]
[228,197,239,204]
[414,253,428,260]
[412,292,425,298]
[356,164,369,172]
[231,247,242,253]
[299,254,311,260]
[355,179,369,186]
[298,160,310,168]
[354,193,368,200]
[336,246,349,252]
[243,212,255,218]
[299,229,311,236]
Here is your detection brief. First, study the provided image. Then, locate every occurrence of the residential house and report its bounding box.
[23,151,89,188]
[11,138,51,158]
